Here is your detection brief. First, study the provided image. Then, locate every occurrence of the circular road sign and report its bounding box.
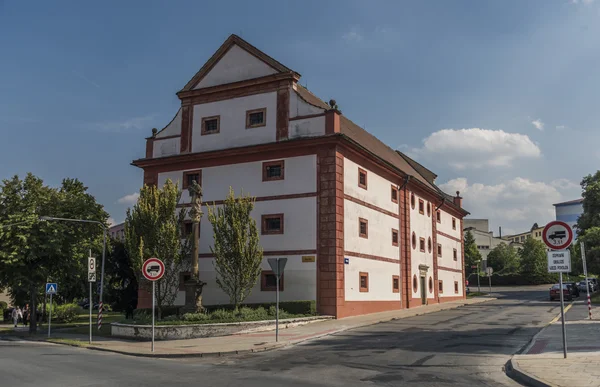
[542,221,573,250]
[142,257,165,281]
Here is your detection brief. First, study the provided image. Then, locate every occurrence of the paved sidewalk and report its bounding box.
[508,300,600,387]
[7,296,494,358]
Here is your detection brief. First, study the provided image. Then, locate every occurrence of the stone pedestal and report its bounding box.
[182,279,206,314]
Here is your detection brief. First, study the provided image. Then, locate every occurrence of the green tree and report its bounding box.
[124,180,190,319]
[576,171,600,274]
[487,243,520,274]
[104,239,138,312]
[207,187,263,310]
[464,230,482,274]
[519,238,548,278]
[0,174,107,332]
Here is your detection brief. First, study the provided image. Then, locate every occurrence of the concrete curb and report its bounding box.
[505,358,553,387]
[4,297,497,359]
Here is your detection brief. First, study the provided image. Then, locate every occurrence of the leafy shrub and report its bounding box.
[0,301,7,310]
[210,309,233,321]
[133,306,180,319]
[54,303,79,323]
[237,306,269,320]
[182,312,210,322]
[206,300,316,316]
[132,310,152,323]
[161,315,180,322]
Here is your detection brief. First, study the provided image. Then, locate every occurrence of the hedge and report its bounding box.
[134,300,316,318]
[471,273,560,286]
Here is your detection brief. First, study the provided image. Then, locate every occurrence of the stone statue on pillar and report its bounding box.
[183,180,206,313]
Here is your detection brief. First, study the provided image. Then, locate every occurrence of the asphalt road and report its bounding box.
[0,286,562,387]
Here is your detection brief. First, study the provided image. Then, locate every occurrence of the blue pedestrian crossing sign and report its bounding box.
[46,283,57,295]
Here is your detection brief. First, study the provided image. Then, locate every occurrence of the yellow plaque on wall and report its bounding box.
[302,256,316,263]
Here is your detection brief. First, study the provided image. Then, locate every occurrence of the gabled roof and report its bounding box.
[396,151,438,184]
[180,34,300,92]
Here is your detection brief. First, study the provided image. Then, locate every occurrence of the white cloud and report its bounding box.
[571,0,595,4]
[440,177,580,233]
[342,28,363,43]
[556,125,567,131]
[531,119,544,131]
[87,115,155,133]
[107,217,116,227]
[408,128,541,170]
[117,192,139,206]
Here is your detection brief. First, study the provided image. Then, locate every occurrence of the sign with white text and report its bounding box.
[548,250,571,273]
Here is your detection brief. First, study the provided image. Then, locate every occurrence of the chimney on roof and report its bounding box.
[453,191,462,208]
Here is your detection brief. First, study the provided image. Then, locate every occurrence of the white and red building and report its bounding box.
[132,35,469,318]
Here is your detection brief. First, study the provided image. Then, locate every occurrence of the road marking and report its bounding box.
[548,302,573,324]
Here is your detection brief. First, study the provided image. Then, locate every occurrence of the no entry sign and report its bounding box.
[142,258,165,281]
[542,221,573,250]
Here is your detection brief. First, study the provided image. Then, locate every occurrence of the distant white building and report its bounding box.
[109,222,125,241]
[554,199,583,239]
[463,219,522,269]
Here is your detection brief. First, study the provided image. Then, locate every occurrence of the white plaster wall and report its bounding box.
[409,191,435,299]
[438,270,464,298]
[191,92,277,153]
[194,44,278,89]
[344,257,401,301]
[437,234,463,271]
[556,203,583,217]
[199,197,317,253]
[343,158,398,214]
[153,137,180,158]
[157,155,317,204]
[344,200,401,260]
[289,89,325,117]
[288,116,325,139]
[437,208,461,240]
[155,108,182,138]
[175,255,316,305]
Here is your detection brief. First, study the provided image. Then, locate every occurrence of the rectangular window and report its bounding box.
[392,229,399,246]
[418,199,425,215]
[201,115,220,135]
[358,168,367,189]
[359,218,368,238]
[179,272,192,291]
[453,248,458,261]
[392,275,400,293]
[182,170,202,189]
[452,217,457,230]
[439,280,443,294]
[437,210,441,223]
[391,186,398,203]
[261,214,284,235]
[454,281,459,294]
[419,237,425,252]
[246,108,266,128]
[360,272,369,292]
[261,271,283,291]
[437,244,442,256]
[262,160,285,181]
[182,222,193,237]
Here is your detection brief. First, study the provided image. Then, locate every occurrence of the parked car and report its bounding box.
[577,279,597,293]
[563,282,579,297]
[549,284,573,301]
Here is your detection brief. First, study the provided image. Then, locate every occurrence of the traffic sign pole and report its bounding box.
[48,293,53,338]
[276,271,280,343]
[152,281,155,352]
[477,261,481,293]
[581,242,592,320]
[559,272,567,358]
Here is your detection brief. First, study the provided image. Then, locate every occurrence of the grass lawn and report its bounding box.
[40,312,123,337]
[591,292,600,305]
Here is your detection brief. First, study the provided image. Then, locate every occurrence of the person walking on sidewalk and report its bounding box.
[22,304,29,327]
[12,307,21,327]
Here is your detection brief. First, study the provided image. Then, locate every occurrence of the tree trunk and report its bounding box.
[29,284,37,334]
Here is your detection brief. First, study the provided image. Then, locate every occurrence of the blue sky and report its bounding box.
[1,0,599,235]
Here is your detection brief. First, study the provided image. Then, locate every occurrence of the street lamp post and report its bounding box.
[39,216,107,328]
